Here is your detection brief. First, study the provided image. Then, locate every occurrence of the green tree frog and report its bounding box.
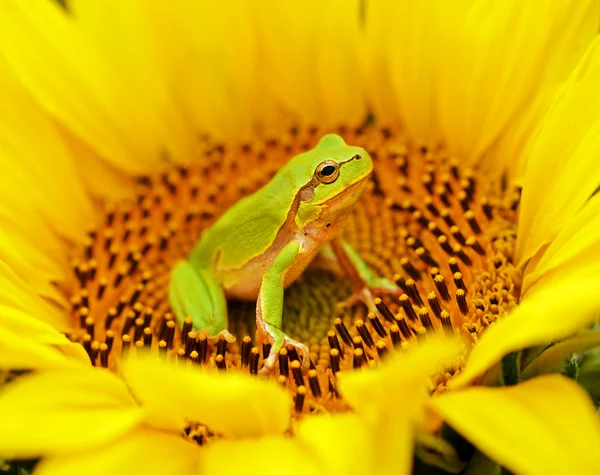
[169,134,399,371]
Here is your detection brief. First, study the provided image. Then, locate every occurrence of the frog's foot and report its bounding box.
[338,287,378,312]
[337,278,403,312]
[258,332,310,375]
[197,328,236,345]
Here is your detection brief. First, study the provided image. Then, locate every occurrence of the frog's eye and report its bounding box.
[315,160,340,184]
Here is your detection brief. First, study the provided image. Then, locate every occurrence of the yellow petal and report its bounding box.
[0,170,74,307]
[436,0,598,163]
[68,0,194,161]
[143,0,259,141]
[60,131,136,202]
[0,305,89,366]
[364,0,597,160]
[338,339,460,475]
[340,339,461,420]
[516,35,600,265]
[0,260,68,330]
[313,0,365,129]
[122,355,291,437]
[252,0,365,130]
[0,368,142,458]
[431,375,600,475]
[0,48,92,308]
[200,437,321,475]
[363,0,444,141]
[295,413,374,475]
[0,211,70,307]
[0,0,167,173]
[0,325,74,370]
[0,57,93,241]
[522,194,600,294]
[35,428,199,475]
[482,84,559,184]
[454,264,600,386]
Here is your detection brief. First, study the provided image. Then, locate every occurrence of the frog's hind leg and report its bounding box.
[308,245,344,276]
[330,238,402,312]
[169,260,235,343]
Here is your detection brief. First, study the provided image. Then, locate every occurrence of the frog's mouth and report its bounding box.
[316,172,371,210]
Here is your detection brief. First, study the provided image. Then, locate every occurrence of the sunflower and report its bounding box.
[1,0,600,474]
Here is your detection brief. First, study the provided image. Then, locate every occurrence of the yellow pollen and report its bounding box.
[65,124,521,429]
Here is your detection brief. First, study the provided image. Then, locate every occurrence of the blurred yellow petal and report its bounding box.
[523,194,600,294]
[436,0,598,163]
[364,0,597,161]
[0,112,82,304]
[516,36,600,265]
[68,0,194,161]
[340,339,460,419]
[363,0,444,140]
[0,30,95,308]
[0,57,94,241]
[0,326,74,370]
[339,340,460,475]
[60,130,136,201]
[253,0,365,130]
[312,0,365,129]
[0,208,70,307]
[296,413,373,475]
[0,261,68,329]
[0,368,142,458]
[122,355,291,437]
[36,428,199,475]
[0,0,170,173]
[453,263,600,386]
[482,84,559,184]
[431,375,600,475]
[144,0,259,141]
[0,305,89,368]
[201,437,321,475]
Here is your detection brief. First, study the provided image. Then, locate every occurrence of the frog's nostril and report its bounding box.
[352,153,361,160]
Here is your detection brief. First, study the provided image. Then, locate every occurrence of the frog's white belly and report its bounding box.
[216,227,332,301]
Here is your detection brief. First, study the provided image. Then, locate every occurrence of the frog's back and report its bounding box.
[189,170,298,270]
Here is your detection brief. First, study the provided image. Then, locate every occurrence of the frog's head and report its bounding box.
[293,134,373,227]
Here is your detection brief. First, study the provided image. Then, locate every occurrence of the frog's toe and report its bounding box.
[337,287,378,312]
[260,352,278,374]
[369,278,404,296]
[197,328,236,345]
[283,338,311,370]
[339,278,403,310]
[259,336,310,375]
[213,329,236,344]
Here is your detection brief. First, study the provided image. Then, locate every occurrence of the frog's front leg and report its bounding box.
[256,241,310,373]
[329,237,402,312]
[169,260,235,344]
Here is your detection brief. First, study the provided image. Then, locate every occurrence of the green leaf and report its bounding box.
[501,352,520,386]
[577,346,600,406]
[563,357,580,380]
[520,330,600,381]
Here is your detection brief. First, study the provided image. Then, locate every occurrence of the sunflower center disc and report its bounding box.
[68,125,521,422]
